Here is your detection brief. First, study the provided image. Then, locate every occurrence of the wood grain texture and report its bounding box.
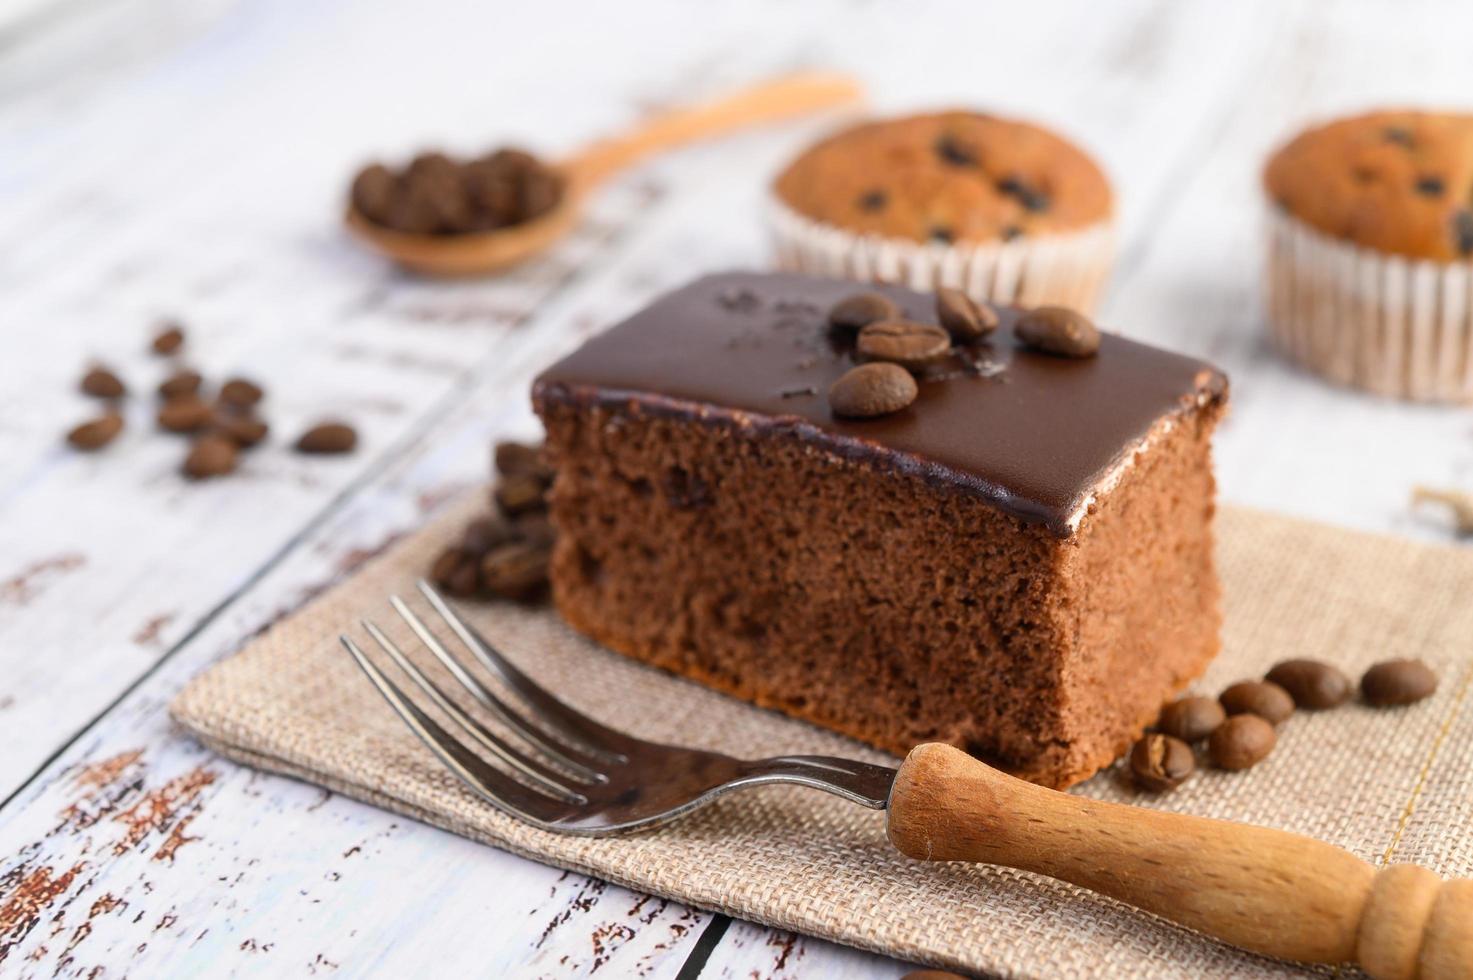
[886,744,1472,978]
[1,0,1472,976]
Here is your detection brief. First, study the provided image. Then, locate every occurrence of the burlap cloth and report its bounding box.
[171,499,1473,979]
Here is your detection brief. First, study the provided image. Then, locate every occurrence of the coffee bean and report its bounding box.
[514,511,557,545]
[1361,659,1438,706]
[1015,307,1100,358]
[1265,659,1352,709]
[828,363,918,418]
[66,413,123,451]
[1219,680,1295,725]
[157,395,214,433]
[461,517,515,557]
[213,413,269,448]
[1156,696,1226,742]
[81,366,126,399]
[935,288,998,342]
[432,548,481,597]
[151,324,185,356]
[828,292,900,332]
[182,434,238,480]
[219,377,264,409]
[295,422,357,454]
[494,440,551,480]
[856,320,951,369]
[1208,714,1276,770]
[430,547,469,592]
[1129,733,1195,791]
[480,540,550,600]
[495,472,548,517]
[158,370,203,400]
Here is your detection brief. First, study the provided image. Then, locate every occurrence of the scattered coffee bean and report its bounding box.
[461,517,516,557]
[935,288,997,342]
[1015,307,1100,358]
[295,421,358,455]
[1129,733,1195,791]
[828,292,900,332]
[1219,680,1295,725]
[1208,714,1276,770]
[219,377,264,409]
[856,320,951,370]
[828,362,918,419]
[66,413,124,451]
[80,366,126,399]
[1265,659,1352,709]
[151,324,185,356]
[1157,696,1226,742]
[494,440,551,479]
[1361,659,1438,706]
[495,472,549,517]
[432,548,481,597]
[213,413,269,448]
[182,434,238,480]
[157,395,214,434]
[158,370,203,400]
[480,540,551,600]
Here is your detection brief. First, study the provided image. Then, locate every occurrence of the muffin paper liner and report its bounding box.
[1266,209,1473,402]
[769,198,1116,314]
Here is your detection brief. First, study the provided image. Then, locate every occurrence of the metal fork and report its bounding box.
[342,583,1471,979]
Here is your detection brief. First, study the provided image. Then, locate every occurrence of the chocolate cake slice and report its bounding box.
[532,272,1228,788]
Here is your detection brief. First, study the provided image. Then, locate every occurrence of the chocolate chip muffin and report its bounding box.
[770,111,1115,313]
[1264,110,1473,401]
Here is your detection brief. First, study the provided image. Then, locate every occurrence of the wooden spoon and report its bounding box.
[345,71,864,276]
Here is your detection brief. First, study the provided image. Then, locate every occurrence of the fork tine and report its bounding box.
[341,636,571,825]
[416,581,629,760]
[388,596,611,776]
[361,619,591,798]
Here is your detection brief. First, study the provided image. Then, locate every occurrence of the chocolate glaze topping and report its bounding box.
[534,272,1228,536]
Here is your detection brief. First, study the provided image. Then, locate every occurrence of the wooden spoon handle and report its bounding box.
[886,744,1472,979]
[562,71,862,191]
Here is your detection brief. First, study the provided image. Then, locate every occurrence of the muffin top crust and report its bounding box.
[772,111,1113,245]
[1264,110,1473,261]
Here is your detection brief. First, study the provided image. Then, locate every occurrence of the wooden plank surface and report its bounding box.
[1,0,1470,976]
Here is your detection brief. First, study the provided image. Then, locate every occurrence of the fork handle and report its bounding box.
[886,744,1473,979]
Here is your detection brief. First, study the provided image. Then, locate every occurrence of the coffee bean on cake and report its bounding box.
[1129,733,1195,791]
[80,366,127,399]
[157,395,214,434]
[1015,307,1100,358]
[1219,680,1295,725]
[158,370,203,400]
[494,472,549,517]
[295,422,358,454]
[935,288,997,342]
[828,292,900,332]
[1208,714,1276,770]
[219,377,264,409]
[1265,659,1352,709]
[66,413,124,451]
[1361,659,1438,706]
[856,320,952,369]
[828,362,918,418]
[182,433,238,479]
[151,324,185,356]
[1156,696,1225,742]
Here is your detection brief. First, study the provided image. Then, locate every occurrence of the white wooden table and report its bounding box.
[1,1,1468,976]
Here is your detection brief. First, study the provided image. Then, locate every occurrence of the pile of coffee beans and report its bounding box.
[63,322,358,479]
[429,440,554,602]
[1129,657,1438,792]
[350,149,564,236]
[823,288,1098,419]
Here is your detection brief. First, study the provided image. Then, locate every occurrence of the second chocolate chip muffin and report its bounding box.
[1264,110,1473,401]
[770,111,1115,312]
